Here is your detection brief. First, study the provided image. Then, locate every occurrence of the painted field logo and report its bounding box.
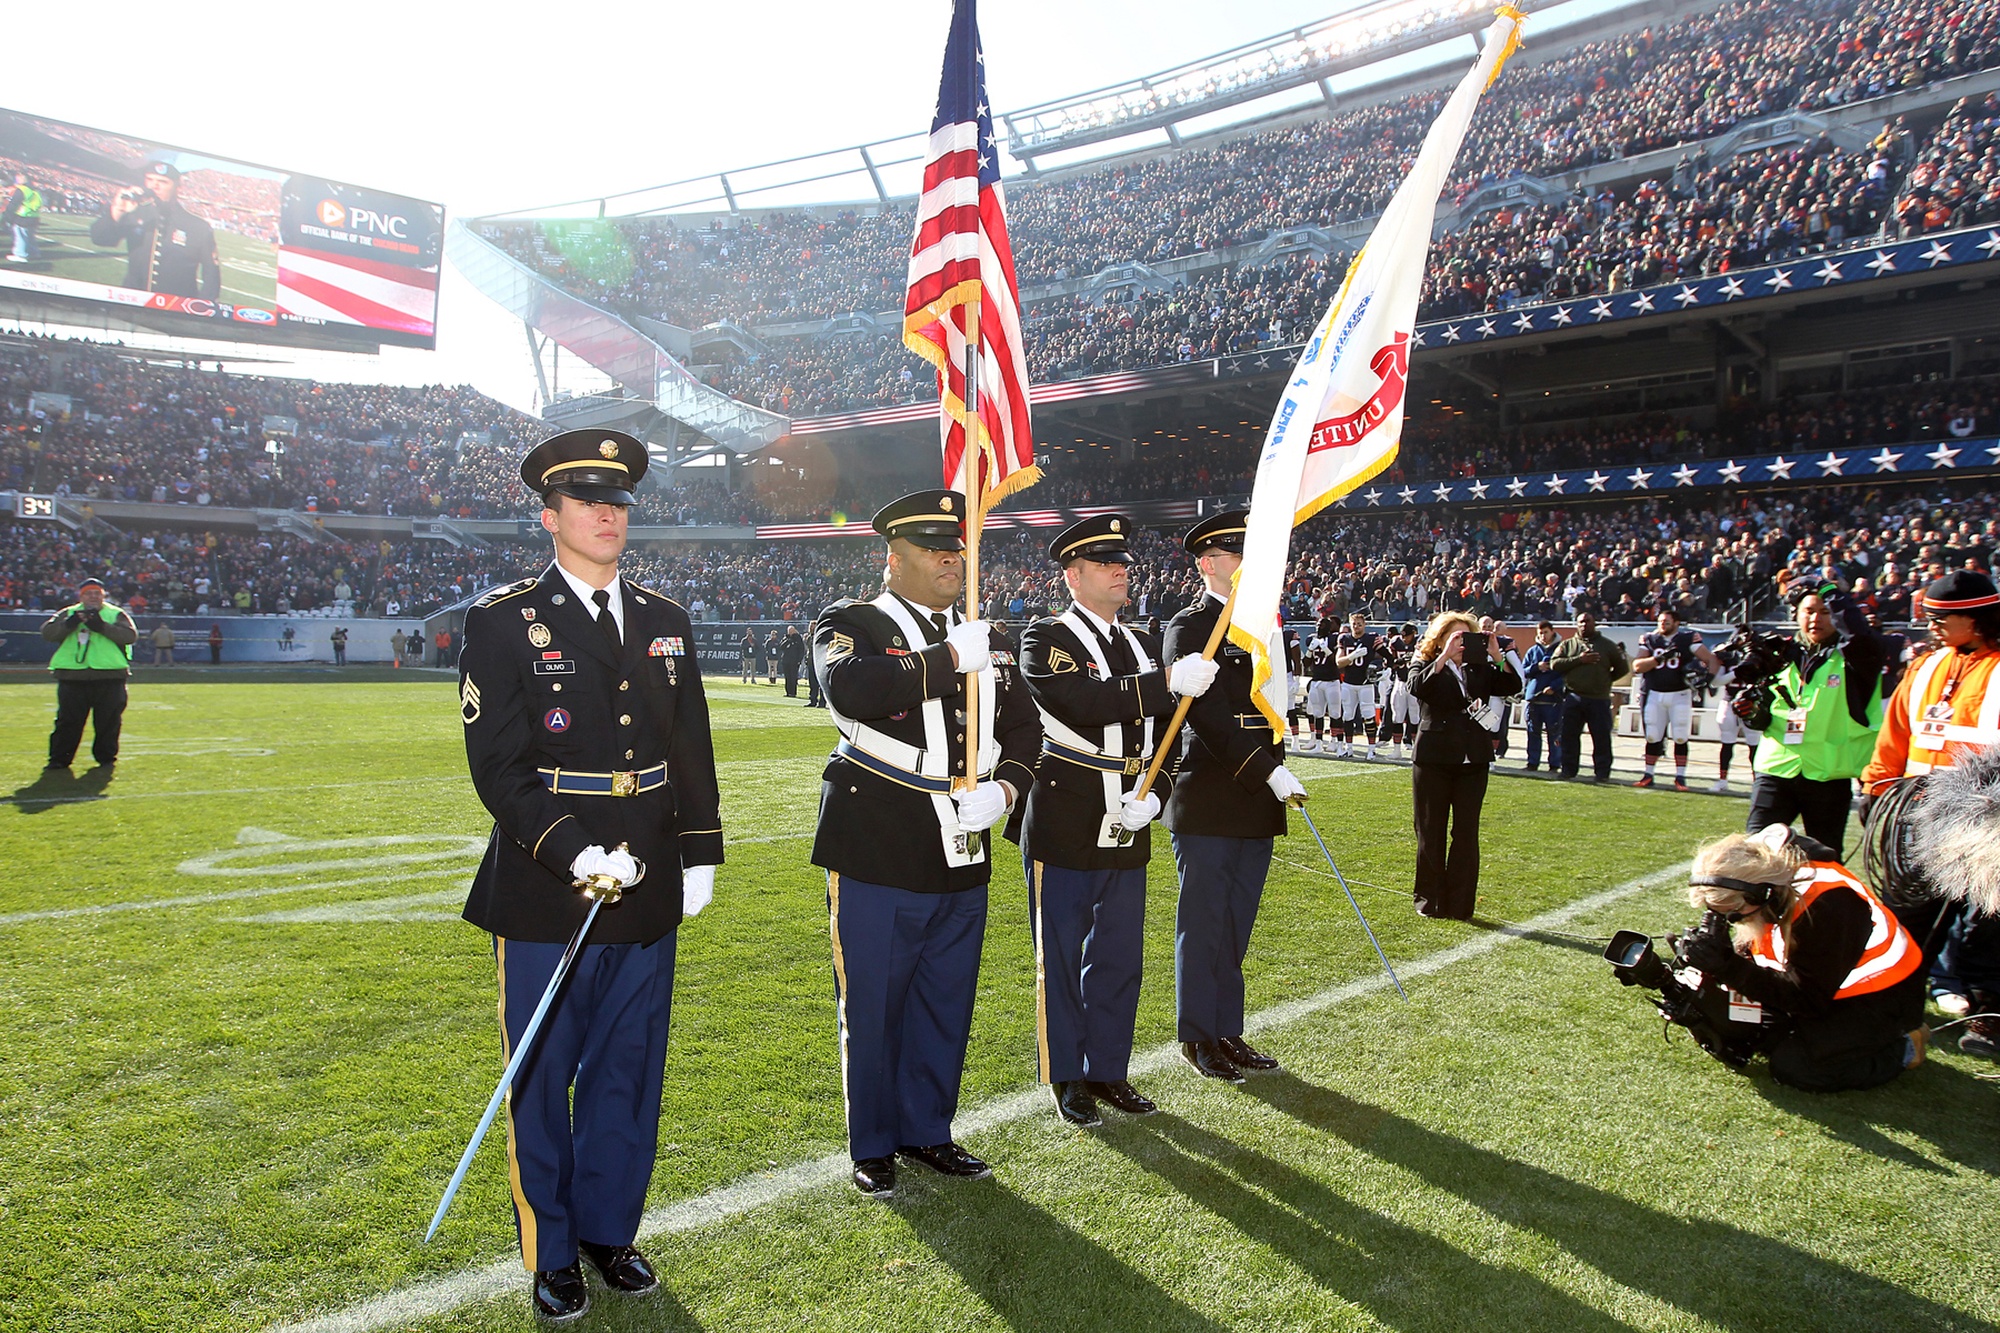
[177,827,490,925]
[179,830,488,879]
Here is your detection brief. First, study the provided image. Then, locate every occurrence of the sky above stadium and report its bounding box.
[2,0,1599,413]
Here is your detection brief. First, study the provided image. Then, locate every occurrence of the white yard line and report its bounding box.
[267,859,1690,1333]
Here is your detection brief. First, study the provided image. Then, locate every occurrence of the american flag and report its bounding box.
[902,0,1039,515]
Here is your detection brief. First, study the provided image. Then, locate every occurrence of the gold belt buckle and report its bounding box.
[1122,756,1143,776]
[611,770,639,797]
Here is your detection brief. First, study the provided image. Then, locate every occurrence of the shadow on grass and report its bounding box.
[1464,915,1610,956]
[1101,1112,1633,1331]
[557,1278,707,1332]
[899,1174,1227,1332]
[1752,1057,2000,1177]
[6,764,114,813]
[1250,1074,1998,1333]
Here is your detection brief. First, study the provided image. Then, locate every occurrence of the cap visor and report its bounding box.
[549,484,635,506]
[900,533,966,552]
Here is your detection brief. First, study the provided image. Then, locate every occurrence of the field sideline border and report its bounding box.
[267,858,1691,1333]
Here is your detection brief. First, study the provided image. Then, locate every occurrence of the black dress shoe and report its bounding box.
[1085,1079,1158,1115]
[1052,1080,1102,1127]
[1180,1041,1245,1084]
[853,1156,896,1197]
[897,1141,991,1179]
[1219,1036,1281,1072]
[579,1240,659,1294]
[533,1264,589,1322]
[1056,1080,1104,1120]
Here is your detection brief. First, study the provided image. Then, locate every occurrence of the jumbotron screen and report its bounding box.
[0,107,443,350]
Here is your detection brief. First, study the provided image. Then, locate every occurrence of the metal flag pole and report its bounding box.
[957,290,982,795]
[1295,805,1407,1000]
[423,852,638,1243]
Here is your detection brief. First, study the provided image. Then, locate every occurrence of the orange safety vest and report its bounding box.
[1749,861,1921,999]
[1862,644,2000,790]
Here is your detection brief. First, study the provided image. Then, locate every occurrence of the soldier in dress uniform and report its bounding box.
[1162,511,1309,1083]
[811,490,1041,1199]
[1019,514,1219,1127]
[456,429,722,1321]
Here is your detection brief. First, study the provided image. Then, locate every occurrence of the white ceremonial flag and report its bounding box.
[1230,5,1525,732]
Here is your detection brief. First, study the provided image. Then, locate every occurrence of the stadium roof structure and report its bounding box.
[445,221,789,466]
[477,0,1652,221]
[998,0,1569,163]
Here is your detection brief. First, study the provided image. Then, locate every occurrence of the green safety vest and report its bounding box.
[1753,643,1882,781]
[48,602,134,673]
[14,185,41,218]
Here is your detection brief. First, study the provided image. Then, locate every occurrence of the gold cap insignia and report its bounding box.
[940,496,954,511]
[1110,519,1121,532]
[599,440,620,459]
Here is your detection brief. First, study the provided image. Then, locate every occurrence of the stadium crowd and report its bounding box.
[8,328,1998,526]
[8,481,1990,639]
[1892,93,2000,236]
[694,111,1976,415]
[468,0,2000,417]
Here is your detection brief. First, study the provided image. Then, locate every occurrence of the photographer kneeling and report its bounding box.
[1679,826,1925,1092]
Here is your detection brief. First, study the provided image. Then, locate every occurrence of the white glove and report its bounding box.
[1167,654,1219,698]
[1119,790,1162,831]
[571,844,642,888]
[1266,765,1308,804]
[944,619,992,673]
[953,780,1011,832]
[681,864,716,917]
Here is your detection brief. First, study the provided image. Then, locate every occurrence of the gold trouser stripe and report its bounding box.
[495,939,540,1272]
[1031,860,1051,1083]
[827,873,853,1139]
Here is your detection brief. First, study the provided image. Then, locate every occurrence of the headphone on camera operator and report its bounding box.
[1608,824,1928,1090]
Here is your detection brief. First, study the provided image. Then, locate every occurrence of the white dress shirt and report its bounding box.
[554,561,624,639]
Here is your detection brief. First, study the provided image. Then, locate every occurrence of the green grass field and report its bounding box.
[20,213,278,307]
[0,673,1993,1333]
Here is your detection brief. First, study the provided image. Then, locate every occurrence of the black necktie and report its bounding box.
[593,588,620,653]
[931,612,949,644]
[1104,623,1136,677]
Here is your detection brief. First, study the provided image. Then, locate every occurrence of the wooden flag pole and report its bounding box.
[1132,579,1238,803]
[957,292,982,795]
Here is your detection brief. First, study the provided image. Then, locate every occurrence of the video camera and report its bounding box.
[1713,624,1799,731]
[1603,913,1779,1068]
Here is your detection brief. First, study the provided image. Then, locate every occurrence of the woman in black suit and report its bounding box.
[1408,611,1522,920]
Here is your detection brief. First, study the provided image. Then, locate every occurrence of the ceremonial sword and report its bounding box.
[424,846,643,1243]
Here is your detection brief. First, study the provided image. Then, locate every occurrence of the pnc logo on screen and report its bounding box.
[317,200,347,227]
